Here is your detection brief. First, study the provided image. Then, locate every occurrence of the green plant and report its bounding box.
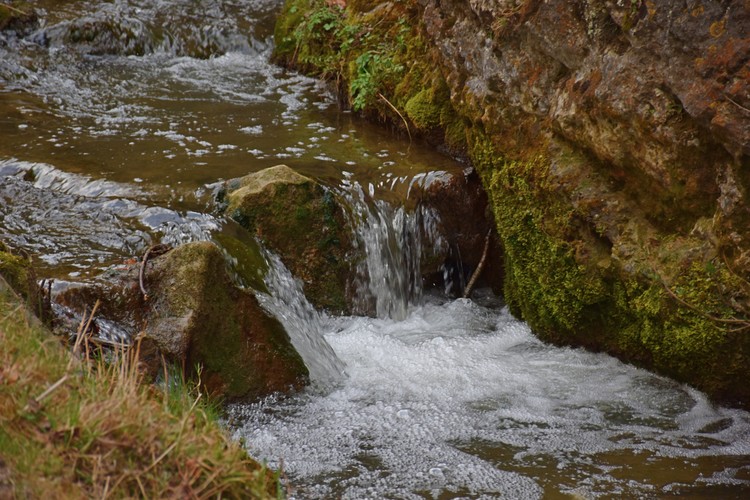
[349,51,403,111]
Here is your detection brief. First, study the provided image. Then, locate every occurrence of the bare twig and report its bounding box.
[24,374,69,412]
[463,230,492,299]
[724,93,750,114]
[378,92,412,143]
[0,3,29,16]
[71,300,101,361]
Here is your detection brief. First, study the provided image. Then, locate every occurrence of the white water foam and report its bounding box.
[228,295,750,498]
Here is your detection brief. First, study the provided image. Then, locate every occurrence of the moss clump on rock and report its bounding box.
[224,165,352,314]
[472,129,750,408]
[0,241,48,321]
[0,245,32,301]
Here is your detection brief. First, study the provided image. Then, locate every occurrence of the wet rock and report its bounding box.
[54,241,309,401]
[410,168,503,297]
[222,165,355,314]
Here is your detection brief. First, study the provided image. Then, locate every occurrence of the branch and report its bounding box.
[0,3,29,16]
[463,230,492,299]
[660,278,750,331]
[378,93,412,143]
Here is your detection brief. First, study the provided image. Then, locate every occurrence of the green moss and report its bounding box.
[0,249,31,300]
[405,89,442,130]
[472,128,750,407]
[473,132,607,335]
[225,167,350,313]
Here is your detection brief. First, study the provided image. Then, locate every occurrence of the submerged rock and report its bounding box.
[54,241,309,401]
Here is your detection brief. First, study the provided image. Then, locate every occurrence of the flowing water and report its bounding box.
[2,1,750,498]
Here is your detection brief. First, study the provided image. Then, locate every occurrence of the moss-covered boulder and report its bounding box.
[54,241,309,401]
[221,164,354,314]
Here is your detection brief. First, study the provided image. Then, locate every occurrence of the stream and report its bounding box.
[2,1,750,498]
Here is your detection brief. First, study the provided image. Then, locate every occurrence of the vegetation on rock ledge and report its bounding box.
[273,0,466,150]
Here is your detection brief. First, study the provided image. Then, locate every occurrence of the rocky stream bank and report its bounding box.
[273,0,750,409]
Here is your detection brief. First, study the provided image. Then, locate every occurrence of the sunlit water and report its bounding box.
[2,1,750,498]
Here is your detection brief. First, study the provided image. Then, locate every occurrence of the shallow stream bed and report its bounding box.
[1,1,749,498]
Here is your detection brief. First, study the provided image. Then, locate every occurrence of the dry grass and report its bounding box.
[0,280,281,499]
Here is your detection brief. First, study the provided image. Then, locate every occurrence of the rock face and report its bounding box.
[274,0,750,408]
[54,241,309,401]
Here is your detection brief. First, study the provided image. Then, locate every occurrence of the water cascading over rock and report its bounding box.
[220,164,502,319]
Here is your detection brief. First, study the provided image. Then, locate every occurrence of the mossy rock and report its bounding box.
[53,241,309,401]
[142,242,309,400]
[473,130,750,409]
[224,165,354,314]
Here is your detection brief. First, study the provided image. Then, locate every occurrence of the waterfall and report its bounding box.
[252,173,448,385]
[337,175,445,321]
[254,251,347,388]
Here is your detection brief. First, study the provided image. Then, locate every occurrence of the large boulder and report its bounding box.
[221,165,355,314]
[54,241,308,401]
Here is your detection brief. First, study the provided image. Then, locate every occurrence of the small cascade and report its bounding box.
[254,251,346,388]
[337,176,445,321]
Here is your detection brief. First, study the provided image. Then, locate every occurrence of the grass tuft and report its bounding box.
[0,277,280,499]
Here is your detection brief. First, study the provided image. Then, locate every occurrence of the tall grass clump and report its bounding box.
[0,277,281,498]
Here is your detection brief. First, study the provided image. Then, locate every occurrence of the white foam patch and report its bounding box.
[229,297,750,497]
